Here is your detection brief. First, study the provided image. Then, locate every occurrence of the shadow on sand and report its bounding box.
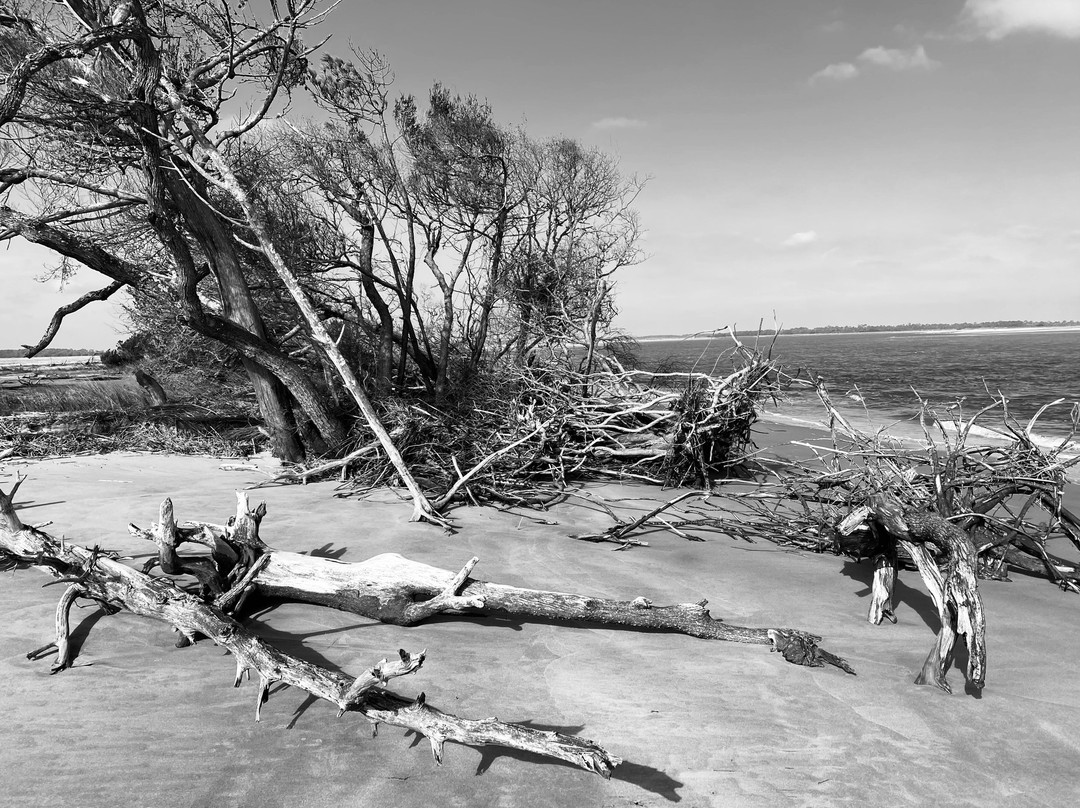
[839,558,941,630]
[400,721,684,801]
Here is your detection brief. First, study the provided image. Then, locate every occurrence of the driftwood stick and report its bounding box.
[401,556,486,623]
[49,583,83,673]
[433,424,548,510]
[362,689,620,775]
[572,490,702,544]
[265,440,381,485]
[343,648,426,705]
[215,553,271,614]
[141,498,225,594]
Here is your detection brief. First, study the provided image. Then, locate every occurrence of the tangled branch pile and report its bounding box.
[310,340,784,505]
[716,384,1080,592]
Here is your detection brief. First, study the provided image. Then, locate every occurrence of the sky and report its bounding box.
[2,0,1080,347]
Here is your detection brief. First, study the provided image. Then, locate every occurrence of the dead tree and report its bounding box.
[0,478,618,776]
[127,491,854,672]
[837,495,986,693]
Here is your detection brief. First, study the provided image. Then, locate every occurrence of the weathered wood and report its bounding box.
[867,550,898,625]
[253,550,854,672]
[0,480,619,776]
[125,493,854,673]
[868,496,987,693]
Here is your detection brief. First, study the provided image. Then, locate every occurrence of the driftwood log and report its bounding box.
[135,491,854,672]
[0,479,618,776]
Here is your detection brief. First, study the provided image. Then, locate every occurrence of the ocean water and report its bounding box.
[631,329,1080,451]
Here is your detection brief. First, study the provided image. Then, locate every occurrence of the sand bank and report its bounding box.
[1,441,1077,807]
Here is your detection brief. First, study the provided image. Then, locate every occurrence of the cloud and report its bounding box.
[591,117,647,130]
[809,62,859,84]
[858,44,941,71]
[782,231,819,248]
[810,44,941,84]
[962,0,1080,40]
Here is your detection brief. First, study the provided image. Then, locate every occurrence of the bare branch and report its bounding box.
[21,278,125,357]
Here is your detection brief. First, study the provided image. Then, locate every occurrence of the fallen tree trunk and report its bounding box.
[256,551,853,669]
[135,492,854,673]
[0,479,618,776]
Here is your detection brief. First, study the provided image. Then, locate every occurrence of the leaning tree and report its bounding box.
[0,0,451,518]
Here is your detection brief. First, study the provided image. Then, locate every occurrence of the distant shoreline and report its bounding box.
[635,324,1080,342]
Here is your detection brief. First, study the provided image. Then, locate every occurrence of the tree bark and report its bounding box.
[165,177,306,462]
[353,211,395,392]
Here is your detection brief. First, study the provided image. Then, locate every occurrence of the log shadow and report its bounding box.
[286,693,321,729]
[470,720,591,776]
[612,760,684,802]
[302,543,348,560]
[424,611,525,632]
[242,618,375,674]
[67,603,111,662]
[839,559,940,630]
[12,499,66,510]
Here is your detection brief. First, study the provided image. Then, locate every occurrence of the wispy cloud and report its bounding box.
[809,62,858,84]
[810,44,940,84]
[591,117,647,130]
[782,231,819,248]
[858,44,941,71]
[962,0,1080,40]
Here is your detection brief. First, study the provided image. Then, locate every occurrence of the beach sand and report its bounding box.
[2,427,1078,807]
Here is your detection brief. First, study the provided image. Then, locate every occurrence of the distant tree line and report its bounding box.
[0,348,98,359]
[642,320,1080,340]
[771,320,1080,335]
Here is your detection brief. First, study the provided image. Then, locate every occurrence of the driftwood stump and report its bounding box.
[852,494,987,693]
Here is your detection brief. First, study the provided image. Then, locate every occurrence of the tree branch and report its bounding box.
[0,20,140,127]
[0,207,144,287]
[22,279,125,357]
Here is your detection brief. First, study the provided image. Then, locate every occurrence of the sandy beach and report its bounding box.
[2,425,1078,808]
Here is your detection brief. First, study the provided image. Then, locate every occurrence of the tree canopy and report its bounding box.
[0,1,644,476]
